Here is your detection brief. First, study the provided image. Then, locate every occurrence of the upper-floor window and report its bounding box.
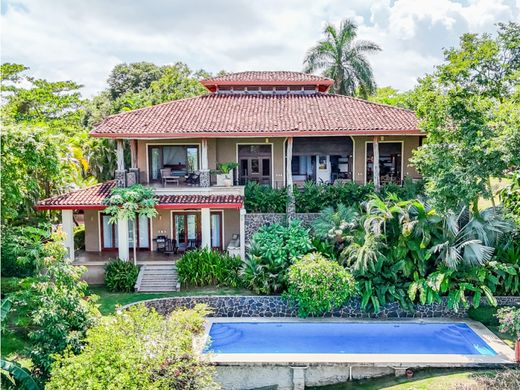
[148,145,199,182]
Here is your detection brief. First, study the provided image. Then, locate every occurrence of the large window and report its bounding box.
[148,145,199,181]
[366,142,402,184]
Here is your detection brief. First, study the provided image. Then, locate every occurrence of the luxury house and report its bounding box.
[36,71,423,278]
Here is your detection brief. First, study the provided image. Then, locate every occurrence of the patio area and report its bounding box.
[74,250,180,265]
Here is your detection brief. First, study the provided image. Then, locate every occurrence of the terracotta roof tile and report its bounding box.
[92,93,421,138]
[201,71,331,83]
[36,181,244,210]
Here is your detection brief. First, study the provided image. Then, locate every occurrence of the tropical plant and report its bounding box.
[47,304,218,389]
[1,359,41,390]
[303,18,381,97]
[103,184,158,264]
[285,253,355,317]
[13,231,100,379]
[242,220,313,294]
[244,182,287,213]
[500,170,520,226]
[497,306,520,340]
[177,248,242,288]
[216,162,239,174]
[104,258,140,292]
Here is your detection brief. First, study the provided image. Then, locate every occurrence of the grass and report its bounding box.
[89,285,253,315]
[308,369,501,389]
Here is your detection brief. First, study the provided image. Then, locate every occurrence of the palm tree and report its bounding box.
[304,18,381,98]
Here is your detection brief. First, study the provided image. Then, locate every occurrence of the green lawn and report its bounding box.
[308,369,501,389]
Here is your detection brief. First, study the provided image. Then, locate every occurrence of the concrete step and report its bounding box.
[135,264,180,292]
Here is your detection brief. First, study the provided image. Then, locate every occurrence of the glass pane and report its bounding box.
[128,220,135,247]
[240,160,248,176]
[139,216,149,248]
[186,147,199,172]
[211,214,221,248]
[164,146,186,174]
[151,148,161,180]
[103,216,113,248]
[262,159,270,176]
[187,214,197,240]
[175,215,185,243]
[251,159,259,173]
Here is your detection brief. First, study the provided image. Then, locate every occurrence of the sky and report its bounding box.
[2,0,519,97]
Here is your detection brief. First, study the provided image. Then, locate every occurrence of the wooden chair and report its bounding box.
[161,168,179,187]
[163,238,178,256]
[185,172,200,186]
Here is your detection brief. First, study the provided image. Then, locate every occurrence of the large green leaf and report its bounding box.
[0,359,41,390]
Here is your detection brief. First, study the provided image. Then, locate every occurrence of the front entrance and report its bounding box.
[238,144,272,185]
[101,214,150,250]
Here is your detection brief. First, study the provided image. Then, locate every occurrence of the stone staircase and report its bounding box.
[135,264,180,292]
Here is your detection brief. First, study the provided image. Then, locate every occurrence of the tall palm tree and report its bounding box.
[304,18,381,98]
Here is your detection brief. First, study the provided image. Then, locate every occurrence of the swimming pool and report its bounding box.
[208,321,496,355]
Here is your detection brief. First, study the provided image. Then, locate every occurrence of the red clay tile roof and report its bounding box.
[92,93,421,138]
[36,181,244,210]
[201,71,332,84]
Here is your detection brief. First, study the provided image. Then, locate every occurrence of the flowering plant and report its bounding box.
[496,307,520,340]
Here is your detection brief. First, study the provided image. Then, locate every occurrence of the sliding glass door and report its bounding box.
[149,145,199,182]
[101,214,149,250]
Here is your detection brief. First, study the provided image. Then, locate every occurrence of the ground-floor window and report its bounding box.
[101,214,150,250]
[366,142,402,184]
[171,211,224,251]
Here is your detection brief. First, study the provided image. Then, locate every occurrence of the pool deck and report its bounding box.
[205,317,516,366]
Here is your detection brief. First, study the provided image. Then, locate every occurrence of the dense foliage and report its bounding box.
[285,253,355,317]
[410,23,520,211]
[244,179,424,213]
[312,197,517,313]
[242,220,313,294]
[47,304,217,389]
[12,231,99,380]
[304,18,381,97]
[177,248,242,288]
[500,170,520,226]
[104,259,140,292]
[497,306,520,340]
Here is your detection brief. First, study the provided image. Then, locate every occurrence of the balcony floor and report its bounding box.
[74,250,179,265]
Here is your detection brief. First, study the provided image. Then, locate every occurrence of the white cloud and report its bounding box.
[1,0,518,97]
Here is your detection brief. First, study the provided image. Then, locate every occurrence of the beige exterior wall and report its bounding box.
[84,209,100,252]
[222,208,240,246]
[352,135,421,184]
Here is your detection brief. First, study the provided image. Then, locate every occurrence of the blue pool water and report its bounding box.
[208,322,496,355]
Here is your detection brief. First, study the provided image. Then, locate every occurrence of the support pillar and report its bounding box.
[373,136,381,192]
[201,208,211,248]
[61,210,75,260]
[239,207,246,260]
[117,217,129,261]
[200,138,210,187]
[286,137,295,217]
[115,139,126,187]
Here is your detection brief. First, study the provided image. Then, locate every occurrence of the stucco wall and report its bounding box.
[223,208,240,247]
[84,209,100,252]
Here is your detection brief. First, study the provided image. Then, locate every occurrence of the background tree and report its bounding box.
[304,18,381,98]
[411,22,520,211]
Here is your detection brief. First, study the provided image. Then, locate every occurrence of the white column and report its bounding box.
[286,137,293,187]
[201,208,211,248]
[201,138,209,170]
[117,217,129,261]
[61,210,75,260]
[239,208,246,260]
[116,139,125,171]
[373,136,381,192]
[129,139,137,168]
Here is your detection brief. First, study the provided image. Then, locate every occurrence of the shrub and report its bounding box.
[0,224,51,277]
[47,304,218,390]
[73,225,85,251]
[177,249,242,288]
[242,220,313,294]
[244,182,287,213]
[105,259,139,292]
[285,253,355,317]
[468,306,499,325]
[497,306,520,340]
[467,369,520,390]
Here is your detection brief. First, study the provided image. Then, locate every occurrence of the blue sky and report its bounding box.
[2,0,519,97]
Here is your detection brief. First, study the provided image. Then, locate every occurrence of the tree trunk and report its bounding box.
[488,177,496,210]
[373,136,381,192]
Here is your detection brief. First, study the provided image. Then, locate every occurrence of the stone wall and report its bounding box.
[245,213,321,243]
[128,295,520,319]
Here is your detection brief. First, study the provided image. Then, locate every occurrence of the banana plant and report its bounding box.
[1,359,40,390]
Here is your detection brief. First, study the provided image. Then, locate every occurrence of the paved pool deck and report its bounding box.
[204,317,516,366]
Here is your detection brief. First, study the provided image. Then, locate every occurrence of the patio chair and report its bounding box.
[185,172,200,186]
[163,238,178,256]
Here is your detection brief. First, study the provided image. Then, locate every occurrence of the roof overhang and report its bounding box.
[200,80,334,93]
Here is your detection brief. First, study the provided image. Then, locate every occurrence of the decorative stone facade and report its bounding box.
[127,168,140,185]
[199,169,210,187]
[126,295,520,318]
[244,213,321,242]
[114,170,126,188]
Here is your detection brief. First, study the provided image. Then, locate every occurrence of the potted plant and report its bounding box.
[496,306,520,361]
[216,162,238,187]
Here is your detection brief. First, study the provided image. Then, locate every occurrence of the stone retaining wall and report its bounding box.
[130,295,520,318]
[245,213,321,243]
